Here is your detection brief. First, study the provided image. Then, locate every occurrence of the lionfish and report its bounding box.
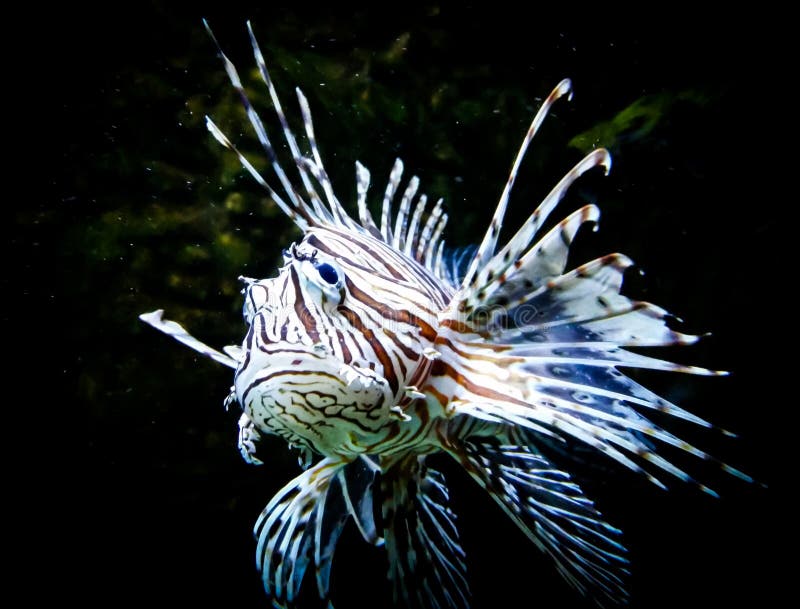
[141,21,750,608]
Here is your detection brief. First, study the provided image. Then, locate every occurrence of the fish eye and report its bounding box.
[315,262,339,285]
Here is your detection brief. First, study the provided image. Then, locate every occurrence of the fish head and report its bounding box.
[234,226,448,454]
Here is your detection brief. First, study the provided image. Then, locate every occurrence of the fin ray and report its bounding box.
[455,436,629,605]
[382,455,470,609]
[460,79,574,289]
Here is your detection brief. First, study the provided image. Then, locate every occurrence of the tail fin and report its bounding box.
[381,454,470,609]
[452,435,629,606]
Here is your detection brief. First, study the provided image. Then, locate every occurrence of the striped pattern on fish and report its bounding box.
[140,20,751,608]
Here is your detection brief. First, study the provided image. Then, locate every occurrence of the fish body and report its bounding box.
[140,21,750,608]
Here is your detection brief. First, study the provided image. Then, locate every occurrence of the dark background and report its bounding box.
[26,3,781,607]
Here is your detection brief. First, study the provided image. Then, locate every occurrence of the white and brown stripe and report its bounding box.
[139,21,753,609]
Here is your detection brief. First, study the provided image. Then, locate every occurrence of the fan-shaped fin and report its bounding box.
[480,204,600,308]
[252,457,382,608]
[454,435,629,606]
[381,454,470,609]
[456,149,611,317]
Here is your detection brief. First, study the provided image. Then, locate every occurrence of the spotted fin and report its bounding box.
[451,148,611,318]
[479,204,600,308]
[431,77,614,319]
[443,324,749,495]
[454,435,629,606]
[497,253,702,348]
[381,454,470,609]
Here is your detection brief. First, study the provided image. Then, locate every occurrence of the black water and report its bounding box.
[34,4,780,607]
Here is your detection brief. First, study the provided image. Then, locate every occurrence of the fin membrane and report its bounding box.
[381,455,470,609]
[457,437,629,606]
